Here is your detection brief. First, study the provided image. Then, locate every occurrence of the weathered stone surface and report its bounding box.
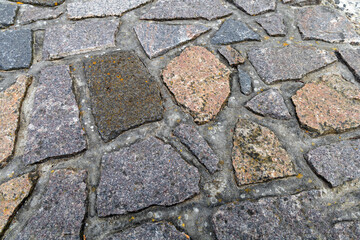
[292,74,360,135]
[211,19,260,45]
[248,46,336,84]
[297,6,360,44]
[256,14,286,36]
[23,65,86,165]
[67,0,151,19]
[232,0,276,16]
[307,139,360,187]
[0,29,32,70]
[141,0,232,21]
[0,3,17,28]
[338,48,360,81]
[134,22,210,59]
[232,119,296,185]
[0,174,34,235]
[245,89,291,120]
[329,0,360,32]
[43,18,119,60]
[18,5,63,25]
[9,0,64,7]
[173,124,220,173]
[97,137,200,217]
[283,0,320,6]
[85,51,163,142]
[0,76,32,165]
[107,222,189,240]
[237,67,252,95]
[15,169,87,240]
[162,46,231,123]
[218,45,245,66]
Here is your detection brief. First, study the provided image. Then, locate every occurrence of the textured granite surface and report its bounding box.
[18,5,63,25]
[9,0,64,7]
[231,0,276,15]
[256,14,286,36]
[218,45,245,66]
[237,66,253,95]
[0,3,18,28]
[338,48,360,80]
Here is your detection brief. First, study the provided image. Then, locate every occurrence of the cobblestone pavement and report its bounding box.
[0,0,360,239]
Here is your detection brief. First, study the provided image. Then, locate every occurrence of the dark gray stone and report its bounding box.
[9,0,64,7]
[232,0,276,16]
[256,14,286,36]
[306,139,360,187]
[96,137,200,217]
[173,124,220,173]
[211,19,260,45]
[84,51,163,142]
[218,45,245,66]
[338,48,360,81]
[0,3,18,28]
[0,29,32,70]
[283,0,320,6]
[18,5,64,25]
[245,89,291,119]
[23,65,87,165]
[237,67,252,95]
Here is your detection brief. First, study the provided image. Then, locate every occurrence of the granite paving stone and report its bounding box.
[0,29,32,70]
[245,89,291,120]
[232,119,296,186]
[8,0,64,7]
[18,5,64,25]
[0,76,32,165]
[23,65,86,165]
[96,137,200,217]
[173,123,220,173]
[211,19,260,45]
[85,51,163,142]
[256,14,286,37]
[338,48,360,81]
[162,46,231,123]
[292,74,360,135]
[43,18,119,60]
[248,46,337,84]
[134,22,210,59]
[218,45,245,66]
[0,3,18,28]
[140,0,232,21]
[231,0,276,16]
[283,0,321,6]
[237,67,253,95]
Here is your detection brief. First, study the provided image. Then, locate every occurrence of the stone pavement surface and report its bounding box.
[0,0,359,239]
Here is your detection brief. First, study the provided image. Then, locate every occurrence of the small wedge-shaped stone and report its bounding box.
[67,0,151,19]
[338,49,360,81]
[232,0,276,16]
[283,0,321,6]
[163,46,231,123]
[297,6,360,44]
[218,45,245,66]
[134,22,210,59]
[14,169,87,240]
[43,18,119,60]
[9,0,64,7]
[211,19,260,45]
[245,89,291,120]
[23,65,86,165]
[18,5,64,25]
[0,174,34,235]
[97,137,200,217]
[248,46,336,84]
[256,14,286,36]
[141,0,232,21]
[232,119,296,185]
[0,3,18,28]
[238,67,253,95]
[292,74,360,135]
[173,124,220,173]
[0,76,32,165]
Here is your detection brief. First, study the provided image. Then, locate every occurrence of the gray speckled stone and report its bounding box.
[173,124,220,173]
[23,65,86,165]
[96,137,200,217]
[9,0,64,7]
[43,18,119,60]
[218,45,245,66]
[0,29,32,70]
[338,48,360,81]
[245,89,291,119]
[306,139,360,187]
[141,0,232,21]
[134,22,210,59]
[288,0,321,6]
[0,3,17,28]
[232,0,276,16]
[18,5,63,25]
[106,222,189,240]
[256,14,286,36]
[13,169,87,240]
[237,67,252,95]
[211,19,260,45]
[248,46,337,84]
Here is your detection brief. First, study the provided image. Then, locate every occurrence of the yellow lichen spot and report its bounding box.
[160,57,164,60]
[311,142,315,146]
[296,173,303,179]
[244,188,251,193]
[264,36,270,40]
[339,136,341,139]
[289,37,294,40]
[16,2,23,4]
[218,199,222,202]
[152,218,155,222]
[327,203,332,206]
[178,216,182,220]
[107,73,110,75]
[208,126,213,130]
[300,148,304,152]
[260,88,264,92]
[277,41,280,44]
[129,216,135,222]
[180,149,182,152]
[332,48,337,51]
[185,234,190,239]
[83,235,86,240]
[51,170,55,173]
[89,66,91,68]
[182,223,185,227]
[308,179,313,183]
[315,41,319,44]
[120,78,124,81]
[93,62,96,65]
[283,43,289,47]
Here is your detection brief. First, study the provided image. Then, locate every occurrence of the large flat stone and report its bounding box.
[218,45,245,66]
[141,0,232,21]
[85,51,163,142]
[9,0,64,7]
[134,22,210,59]
[0,76,32,165]
[0,3,17,28]
[23,65,86,165]
[18,5,63,25]
[162,46,231,123]
[43,19,119,60]
[97,137,200,217]
[256,14,286,37]
[0,29,32,70]
[231,0,276,16]
[248,46,336,84]
[338,48,360,81]
[232,119,296,186]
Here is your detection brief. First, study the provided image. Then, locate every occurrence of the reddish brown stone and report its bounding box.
[162,46,231,123]
[218,45,245,66]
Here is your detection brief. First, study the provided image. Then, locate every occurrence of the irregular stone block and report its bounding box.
[162,46,231,123]
[218,45,245,66]
[338,49,360,81]
[18,5,63,25]
[248,46,336,84]
[237,67,253,95]
[23,65,86,165]
[173,124,220,173]
[283,0,321,6]
[231,0,276,16]
[232,119,296,186]
[134,22,210,59]
[43,18,119,60]
[84,51,163,142]
[97,137,200,217]
[0,3,18,28]
[8,0,64,7]
[256,14,286,36]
